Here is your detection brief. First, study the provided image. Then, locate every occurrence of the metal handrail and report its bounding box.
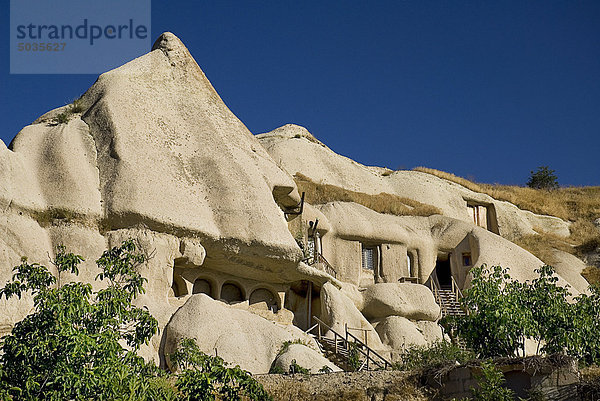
[428,279,447,317]
[346,325,371,343]
[305,323,319,334]
[309,316,392,371]
[345,330,391,370]
[312,253,337,279]
[451,276,464,301]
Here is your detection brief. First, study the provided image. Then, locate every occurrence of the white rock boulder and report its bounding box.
[271,343,341,373]
[361,283,441,322]
[319,282,384,350]
[164,294,318,374]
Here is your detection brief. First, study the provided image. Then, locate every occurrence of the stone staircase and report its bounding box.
[437,286,466,317]
[306,316,392,371]
[314,337,355,371]
[432,280,468,349]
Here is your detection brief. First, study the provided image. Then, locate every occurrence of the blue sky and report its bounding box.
[1,1,599,186]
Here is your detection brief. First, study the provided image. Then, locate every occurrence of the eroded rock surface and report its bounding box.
[0,32,592,372]
[164,294,317,373]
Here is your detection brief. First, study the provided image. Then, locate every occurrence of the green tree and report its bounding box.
[442,265,533,358]
[526,166,559,190]
[0,241,271,401]
[0,240,171,401]
[520,265,574,355]
[445,264,600,363]
[570,285,600,365]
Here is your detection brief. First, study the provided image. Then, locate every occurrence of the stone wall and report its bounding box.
[426,358,580,401]
[256,371,428,401]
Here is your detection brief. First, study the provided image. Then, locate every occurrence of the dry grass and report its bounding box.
[413,167,600,222]
[294,173,442,217]
[256,371,429,401]
[581,365,600,383]
[582,266,600,286]
[513,233,575,266]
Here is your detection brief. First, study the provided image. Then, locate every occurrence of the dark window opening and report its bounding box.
[462,253,472,266]
[362,244,380,272]
[249,288,279,313]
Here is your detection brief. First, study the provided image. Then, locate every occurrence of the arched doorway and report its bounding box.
[192,278,212,297]
[249,288,278,312]
[220,283,244,303]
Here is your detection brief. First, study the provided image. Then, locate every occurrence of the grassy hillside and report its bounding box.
[413,167,600,282]
[294,173,441,217]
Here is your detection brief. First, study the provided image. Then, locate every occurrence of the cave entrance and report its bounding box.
[435,254,452,289]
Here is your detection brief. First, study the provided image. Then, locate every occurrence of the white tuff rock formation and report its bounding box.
[0,32,588,371]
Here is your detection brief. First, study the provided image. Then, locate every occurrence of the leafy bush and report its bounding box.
[276,339,309,356]
[54,111,71,124]
[52,98,85,124]
[171,338,271,401]
[526,166,559,190]
[0,241,271,401]
[469,361,516,401]
[394,341,475,371]
[268,365,286,374]
[443,264,600,364]
[347,342,362,371]
[288,359,310,375]
[318,365,333,374]
[0,240,164,400]
[569,285,600,365]
[442,265,533,358]
[452,362,516,401]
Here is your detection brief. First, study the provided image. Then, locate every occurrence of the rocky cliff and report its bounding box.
[0,32,591,372]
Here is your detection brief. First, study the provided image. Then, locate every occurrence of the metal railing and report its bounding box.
[285,192,305,216]
[427,275,466,317]
[428,278,447,317]
[306,316,391,371]
[346,324,370,345]
[451,276,464,303]
[398,276,420,284]
[312,253,337,279]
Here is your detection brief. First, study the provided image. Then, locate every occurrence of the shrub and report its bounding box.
[54,111,71,124]
[444,264,600,363]
[347,342,362,371]
[570,285,600,365]
[469,361,516,401]
[442,265,534,358]
[288,359,310,375]
[318,365,333,374]
[394,341,475,371]
[0,241,272,401]
[52,98,85,124]
[527,166,559,190]
[0,240,163,400]
[70,98,84,113]
[268,365,286,374]
[171,338,272,400]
